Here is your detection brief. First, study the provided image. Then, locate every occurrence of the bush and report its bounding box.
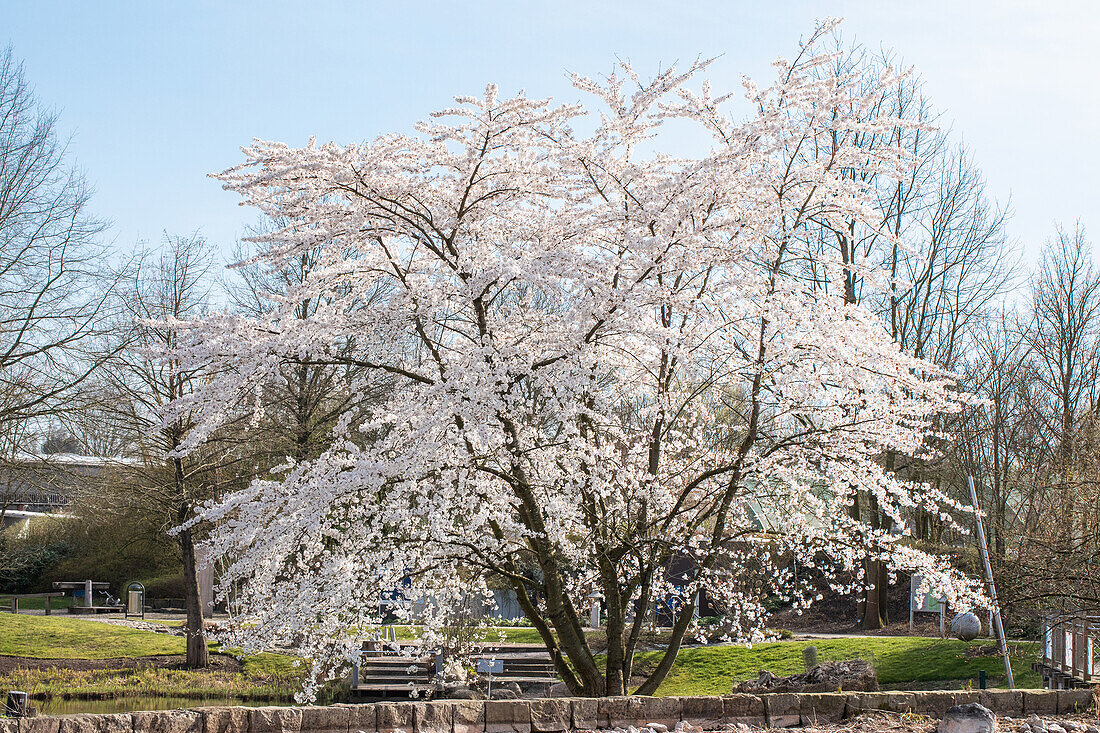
[0,540,71,594]
[139,573,187,600]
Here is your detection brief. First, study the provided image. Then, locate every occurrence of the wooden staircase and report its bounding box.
[351,645,436,699]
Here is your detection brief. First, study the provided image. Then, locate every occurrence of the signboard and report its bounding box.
[477,659,503,674]
[910,573,943,612]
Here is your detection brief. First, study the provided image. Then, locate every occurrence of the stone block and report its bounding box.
[978,691,1023,717]
[800,693,848,725]
[680,696,724,729]
[17,718,61,733]
[57,715,132,733]
[484,700,530,733]
[721,694,766,727]
[1057,689,1095,714]
[763,693,801,728]
[952,692,982,708]
[845,693,886,715]
[451,701,483,733]
[250,706,304,733]
[596,697,632,729]
[1022,690,1059,714]
[196,706,251,733]
[130,710,202,733]
[630,697,680,729]
[376,703,416,733]
[569,699,597,731]
[527,700,570,733]
[416,702,454,733]
[348,703,378,733]
[913,691,962,718]
[881,692,916,714]
[301,705,352,733]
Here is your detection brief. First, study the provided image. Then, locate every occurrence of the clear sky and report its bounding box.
[2,1,1096,271]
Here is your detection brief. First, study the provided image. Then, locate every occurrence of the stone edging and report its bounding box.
[1,689,1095,733]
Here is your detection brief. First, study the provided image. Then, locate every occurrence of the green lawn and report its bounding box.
[0,614,1044,703]
[0,596,75,612]
[0,613,188,658]
[0,613,305,703]
[637,637,1041,696]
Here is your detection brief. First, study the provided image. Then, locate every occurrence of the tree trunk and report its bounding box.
[179,524,209,669]
[174,450,208,670]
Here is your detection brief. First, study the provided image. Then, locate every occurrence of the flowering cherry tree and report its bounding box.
[168,21,984,699]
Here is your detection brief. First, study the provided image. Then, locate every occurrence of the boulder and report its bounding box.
[733,659,877,693]
[939,704,998,733]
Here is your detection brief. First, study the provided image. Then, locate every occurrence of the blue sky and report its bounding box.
[3,1,1096,269]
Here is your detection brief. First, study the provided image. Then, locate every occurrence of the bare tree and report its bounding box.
[98,233,223,668]
[0,46,126,522]
[804,38,1015,629]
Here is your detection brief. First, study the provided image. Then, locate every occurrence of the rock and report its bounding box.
[951,612,983,641]
[491,688,519,700]
[939,703,998,733]
[1048,725,1067,733]
[733,658,877,693]
[548,682,571,697]
[648,725,668,733]
[448,686,485,700]
[1029,716,1043,726]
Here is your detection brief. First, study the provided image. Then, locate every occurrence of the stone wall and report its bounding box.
[1,689,1094,733]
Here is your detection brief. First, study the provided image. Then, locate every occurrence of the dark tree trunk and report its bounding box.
[175,454,208,669]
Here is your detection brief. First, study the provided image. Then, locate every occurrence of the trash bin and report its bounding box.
[125,582,145,620]
[6,690,28,717]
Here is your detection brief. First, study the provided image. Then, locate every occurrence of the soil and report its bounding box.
[0,653,243,674]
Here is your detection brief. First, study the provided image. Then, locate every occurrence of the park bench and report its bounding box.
[473,644,558,690]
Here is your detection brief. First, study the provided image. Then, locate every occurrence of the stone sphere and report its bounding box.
[951,611,982,641]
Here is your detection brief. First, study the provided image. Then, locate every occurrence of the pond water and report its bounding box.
[34,696,287,716]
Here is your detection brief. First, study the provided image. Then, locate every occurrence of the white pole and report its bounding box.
[84,579,93,608]
[968,475,1014,688]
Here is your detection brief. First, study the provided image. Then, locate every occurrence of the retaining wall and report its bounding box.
[1,689,1095,733]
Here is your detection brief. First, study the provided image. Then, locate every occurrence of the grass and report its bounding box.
[0,614,1045,705]
[0,613,305,703]
[0,612,189,659]
[635,637,1042,696]
[0,596,75,612]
